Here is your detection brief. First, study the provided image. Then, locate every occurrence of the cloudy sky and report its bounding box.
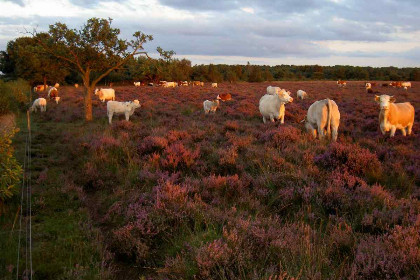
[1,0,419,67]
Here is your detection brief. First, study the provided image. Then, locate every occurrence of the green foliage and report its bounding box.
[0,79,30,115]
[0,128,22,207]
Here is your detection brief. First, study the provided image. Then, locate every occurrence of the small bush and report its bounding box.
[0,79,30,114]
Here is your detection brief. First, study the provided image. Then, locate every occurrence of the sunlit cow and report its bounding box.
[95,88,115,102]
[337,80,347,87]
[259,89,293,124]
[217,93,232,102]
[267,86,282,95]
[30,98,47,112]
[203,99,220,114]
[134,82,141,87]
[211,83,218,88]
[297,90,307,100]
[107,100,141,124]
[375,95,415,137]
[303,99,340,141]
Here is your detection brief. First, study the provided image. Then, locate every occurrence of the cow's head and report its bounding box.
[94,88,100,95]
[132,99,141,108]
[375,95,395,110]
[277,90,293,103]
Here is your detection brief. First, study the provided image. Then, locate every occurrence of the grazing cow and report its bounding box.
[164,82,177,88]
[178,81,188,86]
[297,90,307,100]
[259,89,293,124]
[74,84,79,88]
[158,81,167,87]
[203,99,220,114]
[48,87,58,99]
[303,99,340,141]
[375,95,414,137]
[95,88,115,102]
[34,85,48,92]
[389,81,402,88]
[134,82,141,87]
[192,81,201,87]
[148,83,154,86]
[365,83,372,89]
[267,86,282,95]
[200,82,204,86]
[337,80,347,87]
[217,93,232,102]
[401,82,411,90]
[54,83,60,88]
[54,97,61,104]
[30,98,47,112]
[107,100,141,124]
[211,83,218,88]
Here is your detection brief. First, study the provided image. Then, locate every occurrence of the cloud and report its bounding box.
[0,0,419,67]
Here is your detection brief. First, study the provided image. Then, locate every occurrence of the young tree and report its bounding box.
[32,18,153,121]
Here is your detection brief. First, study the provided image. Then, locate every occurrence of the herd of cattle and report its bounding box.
[30,80,415,139]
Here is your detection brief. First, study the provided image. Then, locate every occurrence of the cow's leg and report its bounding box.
[280,113,285,124]
[310,129,317,139]
[390,126,396,137]
[108,113,113,124]
[262,117,266,124]
[125,112,130,121]
[407,123,413,135]
[270,115,275,122]
[317,126,325,140]
[332,128,338,142]
[401,127,407,136]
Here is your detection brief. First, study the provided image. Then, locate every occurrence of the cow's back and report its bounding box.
[388,103,415,126]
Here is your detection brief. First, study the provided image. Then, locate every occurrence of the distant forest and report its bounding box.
[1,36,419,85]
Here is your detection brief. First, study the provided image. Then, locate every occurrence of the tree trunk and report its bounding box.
[83,73,93,121]
[43,75,47,91]
[84,86,93,121]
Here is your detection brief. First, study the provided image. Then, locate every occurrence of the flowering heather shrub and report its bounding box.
[89,134,121,151]
[161,143,200,170]
[224,120,240,131]
[351,225,420,279]
[225,131,254,149]
[167,130,192,143]
[218,145,238,166]
[314,142,381,177]
[196,239,232,277]
[138,135,168,154]
[327,220,355,259]
[260,126,301,149]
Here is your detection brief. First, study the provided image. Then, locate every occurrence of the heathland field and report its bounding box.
[2,81,420,279]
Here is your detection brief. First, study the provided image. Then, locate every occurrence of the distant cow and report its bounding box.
[74,84,79,88]
[303,99,340,141]
[259,90,293,124]
[48,87,58,99]
[179,81,188,86]
[267,86,282,95]
[203,99,220,114]
[54,83,60,88]
[30,98,47,112]
[211,83,218,88]
[402,82,411,90]
[34,85,48,92]
[164,82,177,88]
[337,80,347,87]
[375,95,414,137]
[95,88,115,102]
[297,90,307,100]
[389,81,402,88]
[107,100,141,124]
[158,81,167,87]
[217,93,232,102]
[134,82,141,87]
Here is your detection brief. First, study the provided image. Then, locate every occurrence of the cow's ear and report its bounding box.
[390,96,396,103]
[374,95,380,102]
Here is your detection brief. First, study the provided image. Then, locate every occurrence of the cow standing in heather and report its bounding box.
[303,99,340,141]
[375,95,414,137]
[259,89,293,124]
[107,100,141,124]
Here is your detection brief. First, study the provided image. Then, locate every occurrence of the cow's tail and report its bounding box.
[326,99,332,138]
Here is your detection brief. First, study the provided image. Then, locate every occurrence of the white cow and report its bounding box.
[164,82,177,88]
[402,82,411,90]
[211,83,218,88]
[134,82,141,87]
[259,89,294,124]
[303,99,340,141]
[30,98,47,112]
[375,95,415,137]
[297,90,307,100]
[203,99,220,114]
[365,82,371,89]
[107,100,141,124]
[54,83,60,88]
[266,86,282,95]
[95,88,115,102]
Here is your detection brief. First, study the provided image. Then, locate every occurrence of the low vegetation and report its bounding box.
[1,81,417,279]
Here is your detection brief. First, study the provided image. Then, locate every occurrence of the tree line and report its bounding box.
[0,17,419,121]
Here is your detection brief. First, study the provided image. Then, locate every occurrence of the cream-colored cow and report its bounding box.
[375,95,414,137]
[303,99,340,141]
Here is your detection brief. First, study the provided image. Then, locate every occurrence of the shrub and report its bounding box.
[0,79,30,114]
[0,129,22,211]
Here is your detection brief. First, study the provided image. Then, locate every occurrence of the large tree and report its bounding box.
[33,17,153,121]
[0,37,68,87]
